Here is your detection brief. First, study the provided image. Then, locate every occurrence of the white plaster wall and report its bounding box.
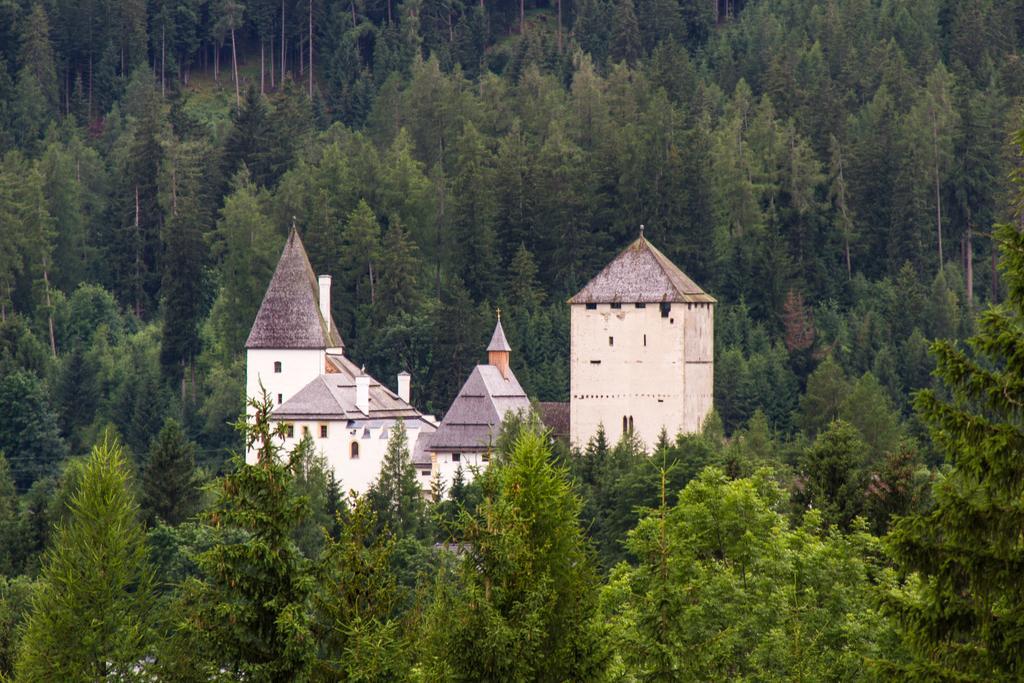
[270,418,431,494]
[246,348,326,410]
[569,302,713,449]
[428,451,489,495]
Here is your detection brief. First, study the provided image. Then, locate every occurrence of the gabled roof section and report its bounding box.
[425,365,531,453]
[272,354,426,421]
[568,236,715,305]
[487,318,511,352]
[245,228,345,349]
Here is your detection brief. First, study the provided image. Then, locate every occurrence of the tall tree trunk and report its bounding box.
[214,43,220,82]
[387,0,392,23]
[965,219,974,309]
[161,26,166,98]
[231,28,240,108]
[261,42,266,93]
[88,54,93,118]
[309,0,314,97]
[933,113,943,269]
[282,0,287,81]
[520,0,525,34]
[557,0,562,51]
[43,266,56,358]
[134,186,142,318]
[270,37,276,87]
[991,240,999,303]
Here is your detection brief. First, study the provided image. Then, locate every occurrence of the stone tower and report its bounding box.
[568,232,715,449]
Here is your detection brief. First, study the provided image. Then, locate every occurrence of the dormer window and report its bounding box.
[660,302,671,318]
[274,361,282,373]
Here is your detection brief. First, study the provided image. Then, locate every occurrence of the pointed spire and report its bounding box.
[639,223,645,238]
[487,315,511,352]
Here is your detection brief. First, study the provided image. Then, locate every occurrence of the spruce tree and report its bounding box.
[171,393,315,680]
[16,436,157,681]
[369,419,425,539]
[610,0,642,66]
[0,371,67,492]
[141,418,200,525]
[422,428,610,681]
[882,215,1024,677]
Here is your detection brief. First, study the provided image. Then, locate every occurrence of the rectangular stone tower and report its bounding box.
[569,234,715,450]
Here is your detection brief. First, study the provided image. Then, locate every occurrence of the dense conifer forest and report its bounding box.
[2,0,1024,679]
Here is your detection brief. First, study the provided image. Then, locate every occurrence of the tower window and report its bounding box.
[273,361,282,373]
[623,416,628,433]
[609,336,614,346]
[629,416,634,433]
[585,303,597,310]
[590,360,601,365]
[660,302,671,318]
[277,393,283,405]
[350,442,360,459]
[611,303,622,309]
[643,334,647,347]
[320,425,328,438]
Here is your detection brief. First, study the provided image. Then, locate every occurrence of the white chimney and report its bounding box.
[356,374,370,414]
[397,371,411,403]
[318,275,331,324]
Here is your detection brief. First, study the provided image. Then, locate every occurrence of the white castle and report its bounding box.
[245,227,714,494]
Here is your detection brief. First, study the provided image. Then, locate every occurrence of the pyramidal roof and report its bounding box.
[487,318,511,352]
[568,235,715,305]
[245,229,344,349]
[424,365,530,454]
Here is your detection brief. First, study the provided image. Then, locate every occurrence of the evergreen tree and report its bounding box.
[0,371,67,492]
[798,420,870,530]
[609,0,642,66]
[312,494,411,681]
[882,214,1024,677]
[0,453,16,575]
[16,435,157,681]
[368,419,425,539]
[422,428,610,681]
[171,393,315,680]
[222,86,276,188]
[141,418,200,525]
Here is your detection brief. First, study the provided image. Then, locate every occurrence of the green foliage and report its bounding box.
[369,419,426,539]
[882,216,1024,677]
[0,371,67,492]
[141,418,201,526]
[16,435,157,681]
[422,428,610,681]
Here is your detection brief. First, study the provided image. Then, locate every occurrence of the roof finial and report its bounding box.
[496,307,502,322]
[639,224,645,238]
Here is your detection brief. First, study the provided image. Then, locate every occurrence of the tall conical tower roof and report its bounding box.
[568,234,715,305]
[487,315,511,352]
[245,228,344,349]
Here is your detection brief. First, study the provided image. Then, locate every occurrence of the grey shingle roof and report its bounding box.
[271,354,427,421]
[538,402,570,439]
[568,236,716,305]
[487,319,511,352]
[425,365,531,453]
[245,228,345,349]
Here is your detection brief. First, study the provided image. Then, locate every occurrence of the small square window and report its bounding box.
[320,425,328,438]
[273,361,282,373]
[585,303,597,310]
[286,424,294,438]
[611,303,622,309]
[635,303,646,309]
[452,453,461,463]
[421,470,431,476]
[609,336,614,346]
[590,360,601,365]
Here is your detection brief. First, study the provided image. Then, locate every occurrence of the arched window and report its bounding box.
[273,361,282,373]
[628,416,634,433]
[623,416,628,433]
[350,442,360,459]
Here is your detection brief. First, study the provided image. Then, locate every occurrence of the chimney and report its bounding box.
[397,371,411,403]
[318,275,331,325]
[356,373,370,414]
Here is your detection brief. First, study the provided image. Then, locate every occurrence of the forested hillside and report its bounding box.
[2,0,1024,679]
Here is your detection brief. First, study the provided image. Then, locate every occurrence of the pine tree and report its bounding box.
[312,494,411,680]
[222,86,275,188]
[17,4,58,115]
[0,453,16,576]
[16,435,157,681]
[171,393,315,680]
[369,419,425,539]
[881,211,1024,676]
[450,121,500,301]
[609,0,642,66]
[0,371,67,492]
[141,418,200,525]
[340,199,382,311]
[798,420,870,530]
[422,428,610,681]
